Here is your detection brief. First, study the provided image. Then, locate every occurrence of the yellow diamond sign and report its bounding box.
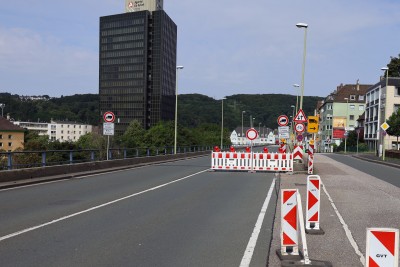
[381,122,390,131]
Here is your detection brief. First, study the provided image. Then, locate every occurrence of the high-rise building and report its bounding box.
[99,0,177,135]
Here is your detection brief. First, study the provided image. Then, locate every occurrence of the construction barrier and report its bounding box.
[279,189,300,257]
[293,145,303,160]
[211,152,293,172]
[308,145,314,174]
[366,228,399,267]
[306,175,324,234]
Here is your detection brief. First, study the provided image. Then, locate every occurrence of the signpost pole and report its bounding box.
[107,135,110,161]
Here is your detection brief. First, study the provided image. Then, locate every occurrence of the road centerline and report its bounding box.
[0,169,209,243]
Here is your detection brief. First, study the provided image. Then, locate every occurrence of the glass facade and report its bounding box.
[99,10,177,135]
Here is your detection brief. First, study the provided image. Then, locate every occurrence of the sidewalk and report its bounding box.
[268,154,400,267]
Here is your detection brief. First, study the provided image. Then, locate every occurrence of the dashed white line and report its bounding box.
[239,177,276,267]
[0,169,208,242]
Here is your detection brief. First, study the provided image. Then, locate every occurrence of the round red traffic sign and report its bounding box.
[295,123,305,133]
[246,128,258,140]
[103,111,115,123]
[277,115,289,126]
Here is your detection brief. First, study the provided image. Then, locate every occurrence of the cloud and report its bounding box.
[0,27,98,96]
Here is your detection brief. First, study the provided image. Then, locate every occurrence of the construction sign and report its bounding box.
[307,116,319,133]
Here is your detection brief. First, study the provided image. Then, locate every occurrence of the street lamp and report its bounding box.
[344,97,349,153]
[381,67,389,161]
[0,103,5,117]
[296,23,308,110]
[293,84,300,115]
[221,97,226,149]
[291,105,296,143]
[174,66,184,154]
[241,111,246,144]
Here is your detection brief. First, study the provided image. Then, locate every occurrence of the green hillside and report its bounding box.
[0,92,322,131]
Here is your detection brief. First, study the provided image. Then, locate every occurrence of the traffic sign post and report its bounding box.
[103,111,115,123]
[295,123,305,134]
[307,116,319,133]
[103,111,115,161]
[294,109,307,123]
[278,115,289,127]
[246,128,258,172]
[366,228,399,267]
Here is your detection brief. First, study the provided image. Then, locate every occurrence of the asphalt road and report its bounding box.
[324,153,400,187]
[0,156,278,267]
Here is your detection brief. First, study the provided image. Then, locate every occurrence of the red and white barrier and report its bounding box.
[280,189,299,256]
[366,228,399,267]
[308,145,314,174]
[252,153,293,172]
[293,145,303,160]
[306,175,323,233]
[211,152,293,172]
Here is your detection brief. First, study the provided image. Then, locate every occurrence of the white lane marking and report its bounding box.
[239,177,276,267]
[0,169,208,242]
[322,183,365,266]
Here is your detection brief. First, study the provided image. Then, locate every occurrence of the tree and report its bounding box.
[384,54,400,77]
[120,120,145,148]
[386,109,400,150]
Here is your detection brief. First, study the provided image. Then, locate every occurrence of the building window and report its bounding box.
[394,104,400,113]
[359,105,364,111]
[8,135,12,139]
[350,95,356,100]
[0,142,2,147]
[61,130,64,134]
[350,105,355,110]
[8,142,12,147]
[350,115,355,120]
[327,104,332,110]
[359,95,364,101]
[396,87,400,96]
[0,134,2,139]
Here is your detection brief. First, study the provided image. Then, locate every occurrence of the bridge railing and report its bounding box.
[0,146,212,171]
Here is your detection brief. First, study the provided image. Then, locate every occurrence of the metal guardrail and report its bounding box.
[0,146,212,171]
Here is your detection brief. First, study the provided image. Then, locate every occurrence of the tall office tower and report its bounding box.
[99,0,177,135]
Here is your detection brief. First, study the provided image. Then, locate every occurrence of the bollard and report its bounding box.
[277,189,302,261]
[366,228,399,267]
[306,175,324,235]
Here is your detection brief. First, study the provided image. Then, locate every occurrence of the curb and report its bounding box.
[352,155,400,169]
[0,154,207,190]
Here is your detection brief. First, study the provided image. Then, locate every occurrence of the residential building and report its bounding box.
[0,117,24,151]
[364,77,400,152]
[13,120,92,142]
[318,83,371,152]
[230,127,274,146]
[99,0,177,135]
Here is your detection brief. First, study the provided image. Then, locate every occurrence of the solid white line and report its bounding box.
[239,178,276,267]
[0,169,208,242]
[321,183,366,266]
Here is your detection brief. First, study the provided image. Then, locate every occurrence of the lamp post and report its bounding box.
[293,84,300,115]
[381,67,389,161]
[241,111,246,145]
[221,98,226,149]
[296,23,308,110]
[344,97,349,153]
[291,105,295,144]
[174,66,184,154]
[0,103,5,117]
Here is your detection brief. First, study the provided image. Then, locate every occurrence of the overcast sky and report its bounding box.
[0,0,399,99]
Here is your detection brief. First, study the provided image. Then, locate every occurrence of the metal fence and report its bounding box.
[0,146,211,171]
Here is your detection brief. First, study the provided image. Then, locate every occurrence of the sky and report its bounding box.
[0,0,400,99]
